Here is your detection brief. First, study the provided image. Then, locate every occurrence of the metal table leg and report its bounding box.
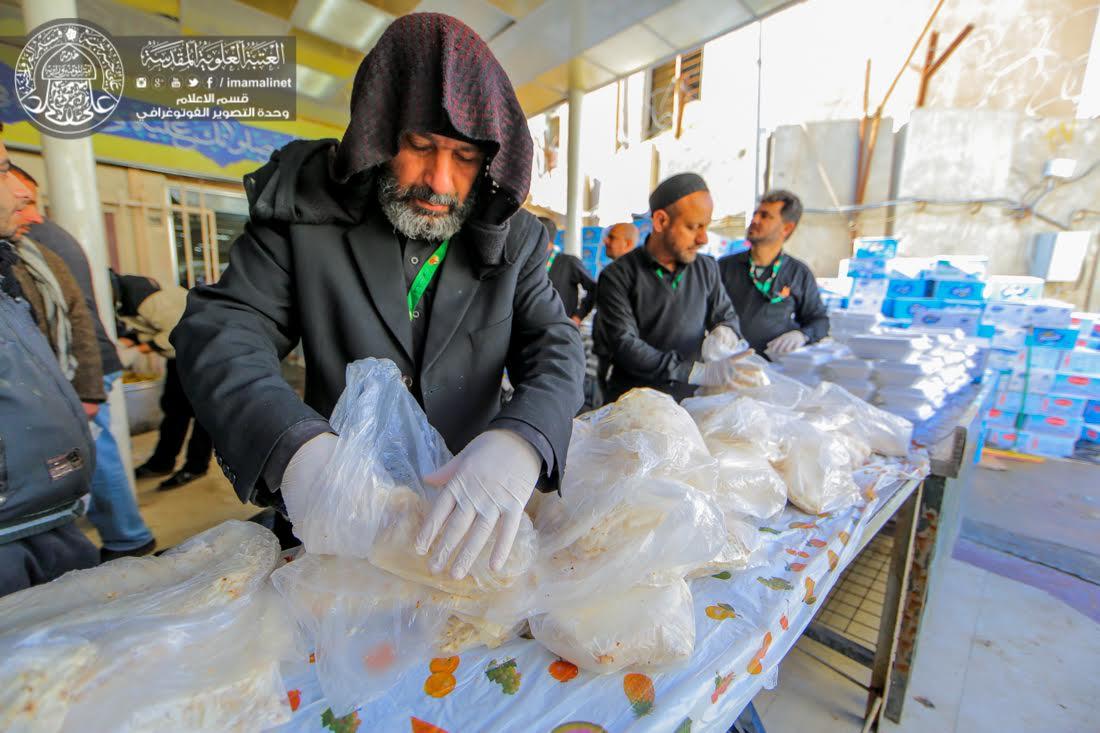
[864,481,923,731]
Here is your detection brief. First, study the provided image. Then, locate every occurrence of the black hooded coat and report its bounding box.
[171,13,585,508]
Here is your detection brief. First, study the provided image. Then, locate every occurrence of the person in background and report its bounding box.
[11,165,156,561]
[0,124,99,596]
[718,190,828,358]
[593,172,744,403]
[113,272,213,490]
[602,221,639,261]
[538,216,596,327]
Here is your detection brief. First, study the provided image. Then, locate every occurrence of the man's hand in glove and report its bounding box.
[417,429,541,580]
[280,432,338,524]
[688,354,747,387]
[766,330,808,356]
[701,324,748,362]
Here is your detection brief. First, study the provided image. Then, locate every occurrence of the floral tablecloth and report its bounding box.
[268,454,928,733]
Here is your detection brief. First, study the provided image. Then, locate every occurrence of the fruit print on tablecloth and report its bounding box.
[287,689,301,712]
[828,549,839,570]
[549,659,579,682]
[550,723,609,732]
[673,717,693,732]
[711,671,735,703]
[623,672,655,717]
[705,602,736,621]
[424,657,460,698]
[803,577,818,605]
[486,657,522,694]
[410,717,449,733]
[320,708,361,733]
[746,632,773,675]
[757,576,793,591]
[807,538,827,549]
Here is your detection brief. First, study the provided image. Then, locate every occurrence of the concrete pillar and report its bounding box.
[564,59,584,257]
[23,0,136,486]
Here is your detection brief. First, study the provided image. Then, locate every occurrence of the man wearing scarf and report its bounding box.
[0,125,99,594]
[173,13,585,581]
[2,186,105,410]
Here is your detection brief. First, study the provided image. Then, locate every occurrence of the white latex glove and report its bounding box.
[279,432,338,525]
[688,355,746,387]
[417,429,541,580]
[766,330,808,356]
[701,325,749,362]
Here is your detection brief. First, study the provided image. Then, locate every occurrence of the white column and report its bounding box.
[23,0,136,487]
[564,60,584,257]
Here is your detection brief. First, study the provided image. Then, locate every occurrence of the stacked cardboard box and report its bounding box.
[983,309,1100,457]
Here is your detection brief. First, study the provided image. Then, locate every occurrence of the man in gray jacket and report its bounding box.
[0,129,99,596]
[173,14,584,581]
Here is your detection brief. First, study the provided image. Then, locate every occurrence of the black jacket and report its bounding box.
[547,252,596,320]
[718,251,829,355]
[594,245,740,402]
[171,141,585,507]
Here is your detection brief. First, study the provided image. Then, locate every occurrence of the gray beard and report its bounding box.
[376,168,476,242]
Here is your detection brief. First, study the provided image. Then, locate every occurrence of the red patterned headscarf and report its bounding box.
[334,13,532,224]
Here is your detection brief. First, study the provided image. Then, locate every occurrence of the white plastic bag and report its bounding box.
[687,512,764,579]
[772,420,863,514]
[294,358,537,594]
[271,553,451,715]
[581,388,718,494]
[529,580,696,674]
[0,521,295,733]
[529,475,726,613]
[682,393,789,518]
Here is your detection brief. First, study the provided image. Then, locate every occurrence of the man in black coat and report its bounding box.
[718,190,829,358]
[593,173,745,403]
[538,217,596,326]
[172,13,584,581]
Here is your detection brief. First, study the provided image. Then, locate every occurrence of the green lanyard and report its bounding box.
[546,251,557,271]
[749,255,785,303]
[407,239,449,319]
[655,267,685,290]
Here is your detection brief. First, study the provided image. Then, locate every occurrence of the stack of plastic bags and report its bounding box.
[687,332,914,515]
[0,521,296,733]
[524,390,734,673]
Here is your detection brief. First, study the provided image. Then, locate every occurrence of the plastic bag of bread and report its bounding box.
[580,388,719,494]
[687,512,763,579]
[529,580,695,674]
[272,553,452,714]
[772,420,863,514]
[0,521,295,733]
[799,381,913,456]
[682,394,788,517]
[526,425,725,615]
[292,358,537,593]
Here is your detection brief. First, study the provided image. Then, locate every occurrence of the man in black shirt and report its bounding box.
[594,173,743,402]
[539,217,596,326]
[719,190,828,358]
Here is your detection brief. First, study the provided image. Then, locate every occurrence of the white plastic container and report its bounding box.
[823,358,874,381]
[872,359,941,387]
[848,333,933,360]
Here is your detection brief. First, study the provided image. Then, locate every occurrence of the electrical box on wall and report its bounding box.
[1028,231,1092,282]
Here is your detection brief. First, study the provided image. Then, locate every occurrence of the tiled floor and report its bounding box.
[755,452,1100,733]
[816,533,891,648]
[77,430,255,552]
